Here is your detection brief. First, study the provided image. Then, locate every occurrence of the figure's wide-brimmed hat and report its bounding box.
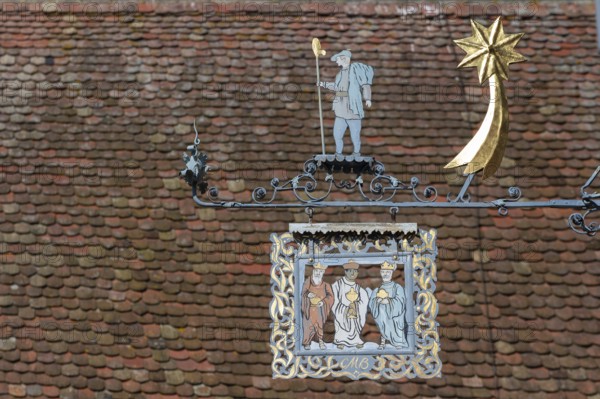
[343,261,360,270]
[330,49,352,62]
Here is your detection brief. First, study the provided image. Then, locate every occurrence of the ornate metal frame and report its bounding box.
[269,224,441,380]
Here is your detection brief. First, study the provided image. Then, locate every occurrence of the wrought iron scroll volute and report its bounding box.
[568,166,600,236]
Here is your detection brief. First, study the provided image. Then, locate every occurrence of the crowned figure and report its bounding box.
[368,261,408,349]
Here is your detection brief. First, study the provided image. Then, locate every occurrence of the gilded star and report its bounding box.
[455,17,526,83]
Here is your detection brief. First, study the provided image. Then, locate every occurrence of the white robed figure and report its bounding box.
[369,261,408,349]
[331,261,370,349]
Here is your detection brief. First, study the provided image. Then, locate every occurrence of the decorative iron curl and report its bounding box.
[492,186,523,216]
[333,175,358,190]
[291,174,333,203]
[304,159,318,175]
[373,161,385,176]
[446,173,475,204]
[252,159,335,204]
[357,174,403,202]
[352,175,438,203]
[208,186,220,201]
[411,177,438,203]
[252,173,334,204]
[568,211,599,236]
[447,191,471,203]
[570,166,600,234]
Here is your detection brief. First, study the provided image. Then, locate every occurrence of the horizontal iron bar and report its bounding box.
[192,194,590,210]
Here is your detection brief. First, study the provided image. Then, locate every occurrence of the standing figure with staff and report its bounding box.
[312,40,374,156]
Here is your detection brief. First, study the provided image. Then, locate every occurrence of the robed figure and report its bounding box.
[369,261,408,349]
[301,263,334,350]
[331,261,370,349]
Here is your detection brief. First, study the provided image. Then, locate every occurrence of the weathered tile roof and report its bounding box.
[0,1,599,398]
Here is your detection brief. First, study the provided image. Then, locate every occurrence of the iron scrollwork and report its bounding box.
[250,155,438,205]
[181,138,599,236]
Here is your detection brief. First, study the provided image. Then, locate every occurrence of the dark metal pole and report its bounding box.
[193,194,588,210]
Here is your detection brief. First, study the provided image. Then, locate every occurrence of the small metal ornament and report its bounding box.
[179,120,213,195]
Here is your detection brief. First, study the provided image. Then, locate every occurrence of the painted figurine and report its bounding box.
[318,50,374,156]
[368,261,408,349]
[331,261,369,349]
[301,262,334,350]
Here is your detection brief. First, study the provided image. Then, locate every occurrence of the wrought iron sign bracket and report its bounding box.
[181,139,600,237]
[179,18,600,237]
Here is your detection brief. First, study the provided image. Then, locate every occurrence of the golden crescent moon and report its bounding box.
[445,75,508,179]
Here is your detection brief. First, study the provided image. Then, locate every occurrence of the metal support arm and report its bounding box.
[182,141,600,237]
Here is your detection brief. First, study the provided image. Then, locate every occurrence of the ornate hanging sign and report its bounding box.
[269,224,441,380]
[179,16,600,382]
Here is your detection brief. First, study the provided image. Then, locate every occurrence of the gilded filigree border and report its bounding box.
[269,227,441,380]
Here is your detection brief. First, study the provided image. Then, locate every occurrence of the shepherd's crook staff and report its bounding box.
[312,38,326,154]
